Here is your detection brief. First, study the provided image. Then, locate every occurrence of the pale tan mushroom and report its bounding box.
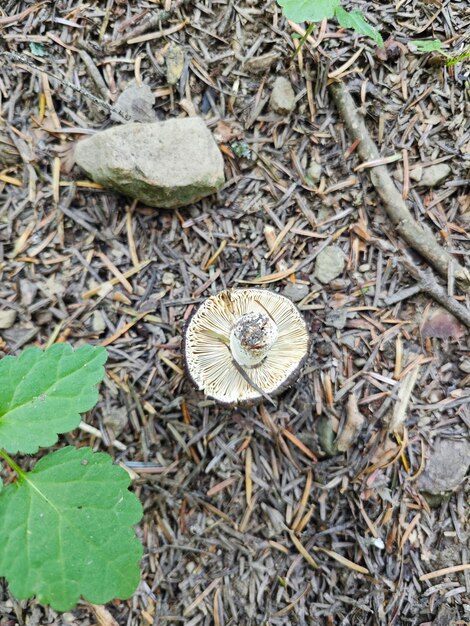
[183,288,309,405]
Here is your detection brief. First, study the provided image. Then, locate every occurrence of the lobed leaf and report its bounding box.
[276,0,340,23]
[335,7,384,46]
[0,447,143,611]
[0,343,107,454]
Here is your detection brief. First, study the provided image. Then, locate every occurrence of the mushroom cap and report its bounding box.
[183,288,310,405]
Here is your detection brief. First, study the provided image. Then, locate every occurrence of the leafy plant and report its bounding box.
[277,0,384,46]
[409,39,470,66]
[0,343,142,611]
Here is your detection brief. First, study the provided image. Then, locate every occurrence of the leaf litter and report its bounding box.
[0,0,469,624]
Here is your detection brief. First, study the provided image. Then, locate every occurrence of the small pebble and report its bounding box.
[325,308,347,330]
[0,310,16,329]
[111,81,156,123]
[418,438,470,495]
[418,164,451,188]
[305,161,322,184]
[314,246,345,284]
[162,272,175,286]
[269,77,296,115]
[358,263,370,272]
[283,282,309,302]
[459,358,470,374]
[409,166,423,182]
[92,310,106,333]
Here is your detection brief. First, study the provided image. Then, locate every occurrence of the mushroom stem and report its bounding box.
[229,312,278,367]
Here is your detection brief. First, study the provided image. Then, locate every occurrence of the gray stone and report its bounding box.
[459,358,470,373]
[111,82,156,123]
[418,164,451,188]
[0,310,16,329]
[409,165,423,182]
[325,308,347,330]
[418,438,470,495]
[162,271,175,286]
[91,310,106,332]
[283,282,309,302]
[306,160,322,184]
[314,246,345,284]
[269,77,296,114]
[75,118,225,208]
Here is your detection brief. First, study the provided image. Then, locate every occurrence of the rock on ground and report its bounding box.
[314,246,345,284]
[269,77,296,114]
[0,310,16,329]
[283,282,309,302]
[111,82,156,123]
[418,164,451,187]
[75,117,225,208]
[418,438,470,495]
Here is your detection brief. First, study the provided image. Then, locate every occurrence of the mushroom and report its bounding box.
[183,288,310,405]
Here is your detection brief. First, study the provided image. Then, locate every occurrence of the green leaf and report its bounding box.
[276,0,340,23]
[29,42,46,57]
[0,447,143,611]
[0,343,107,454]
[335,7,384,46]
[409,39,443,53]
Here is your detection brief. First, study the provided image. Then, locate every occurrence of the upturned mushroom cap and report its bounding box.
[183,288,310,405]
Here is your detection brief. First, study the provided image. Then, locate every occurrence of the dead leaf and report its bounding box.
[421,307,465,339]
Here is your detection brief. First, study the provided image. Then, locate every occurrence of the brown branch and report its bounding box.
[329,80,470,287]
[106,0,190,50]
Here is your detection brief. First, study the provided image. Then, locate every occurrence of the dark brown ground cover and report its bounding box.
[0,1,469,625]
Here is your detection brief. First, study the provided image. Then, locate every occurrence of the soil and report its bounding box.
[0,1,469,625]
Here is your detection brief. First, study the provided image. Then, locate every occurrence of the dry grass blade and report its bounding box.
[314,547,369,575]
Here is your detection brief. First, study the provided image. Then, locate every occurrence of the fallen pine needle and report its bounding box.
[419,564,470,581]
[281,428,318,462]
[245,446,253,506]
[270,583,311,618]
[236,262,300,284]
[203,240,227,270]
[0,173,22,186]
[354,153,402,172]
[100,313,147,347]
[82,259,151,298]
[314,546,369,575]
[399,512,420,550]
[183,577,221,616]
[289,531,319,569]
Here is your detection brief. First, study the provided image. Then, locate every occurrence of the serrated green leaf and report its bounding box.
[0,344,107,454]
[277,0,340,23]
[409,39,443,53]
[0,447,143,611]
[335,7,384,46]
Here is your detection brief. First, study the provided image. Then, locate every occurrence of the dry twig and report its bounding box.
[329,80,470,286]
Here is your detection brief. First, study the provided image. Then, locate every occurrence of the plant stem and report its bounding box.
[0,449,26,480]
[292,22,315,57]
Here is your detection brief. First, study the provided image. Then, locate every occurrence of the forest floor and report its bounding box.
[0,1,469,625]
